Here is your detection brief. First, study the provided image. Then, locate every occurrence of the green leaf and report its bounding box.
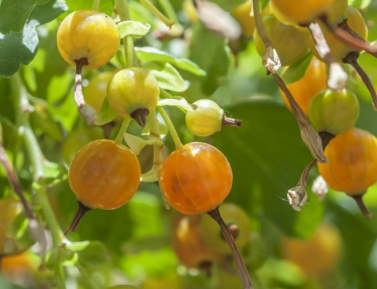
[206,0,245,11]
[46,246,76,268]
[95,97,117,126]
[117,21,151,38]
[5,212,35,255]
[0,22,38,77]
[280,53,312,85]
[135,47,206,76]
[143,62,187,92]
[0,0,37,34]
[28,0,68,26]
[76,240,111,269]
[213,100,323,237]
[124,133,162,155]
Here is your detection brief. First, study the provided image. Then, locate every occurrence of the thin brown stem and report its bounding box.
[75,58,96,125]
[320,16,377,58]
[207,207,253,289]
[352,194,370,219]
[222,115,242,128]
[64,201,92,235]
[344,52,377,110]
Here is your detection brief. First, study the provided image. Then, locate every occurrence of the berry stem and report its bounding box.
[157,106,183,149]
[160,89,181,100]
[139,0,175,29]
[344,52,377,110]
[114,118,130,144]
[115,0,137,68]
[208,207,253,289]
[64,202,92,235]
[149,109,164,171]
[75,58,97,124]
[91,0,101,10]
[352,194,371,219]
[157,0,178,23]
[222,115,242,128]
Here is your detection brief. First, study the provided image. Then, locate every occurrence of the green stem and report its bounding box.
[148,110,163,170]
[91,0,101,10]
[140,0,175,28]
[157,0,178,22]
[114,118,130,144]
[252,0,271,47]
[115,0,137,68]
[160,89,181,100]
[157,106,183,149]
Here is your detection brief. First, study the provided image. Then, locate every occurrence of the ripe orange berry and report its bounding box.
[280,57,327,114]
[66,139,141,233]
[282,224,342,277]
[69,139,140,210]
[318,128,377,195]
[159,142,232,215]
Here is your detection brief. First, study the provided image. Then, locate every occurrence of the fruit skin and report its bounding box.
[282,224,342,277]
[159,142,233,215]
[107,68,160,119]
[0,199,22,255]
[309,6,368,62]
[280,57,327,115]
[253,14,310,66]
[185,99,223,137]
[317,128,377,195]
[308,88,359,135]
[172,214,223,269]
[68,139,141,209]
[62,126,103,164]
[57,10,120,70]
[200,203,251,254]
[231,1,255,38]
[270,0,336,24]
[83,71,115,113]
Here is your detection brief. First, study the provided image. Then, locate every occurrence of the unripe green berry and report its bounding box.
[308,89,359,135]
[185,99,223,137]
[107,68,160,126]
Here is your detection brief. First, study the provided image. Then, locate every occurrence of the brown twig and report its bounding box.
[343,52,377,110]
[207,207,253,289]
[75,58,97,125]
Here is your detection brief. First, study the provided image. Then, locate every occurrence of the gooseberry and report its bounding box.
[107,67,160,127]
[83,71,115,113]
[270,0,337,25]
[185,99,240,137]
[317,128,377,217]
[159,142,232,215]
[280,57,327,115]
[231,1,255,38]
[57,10,120,70]
[66,139,141,233]
[282,224,342,277]
[308,88,359,135]
[200,203,252,254]
[253,14,310,66]
[172,214,222,272]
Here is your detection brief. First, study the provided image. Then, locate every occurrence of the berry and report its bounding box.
[107,68,160,126]
[172,214,222,271]
[66,139,141,233]
[282,224,342,277]
[253,14,310,66]
[83,71,115,113]
[231,1,255,38]
[200,203,252,254]
[57,10,120,70]
[159,142,232,215]
[308,88,359,135]
[270,0,338,24]
[280,57,327,115]
[317,128,377,217]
